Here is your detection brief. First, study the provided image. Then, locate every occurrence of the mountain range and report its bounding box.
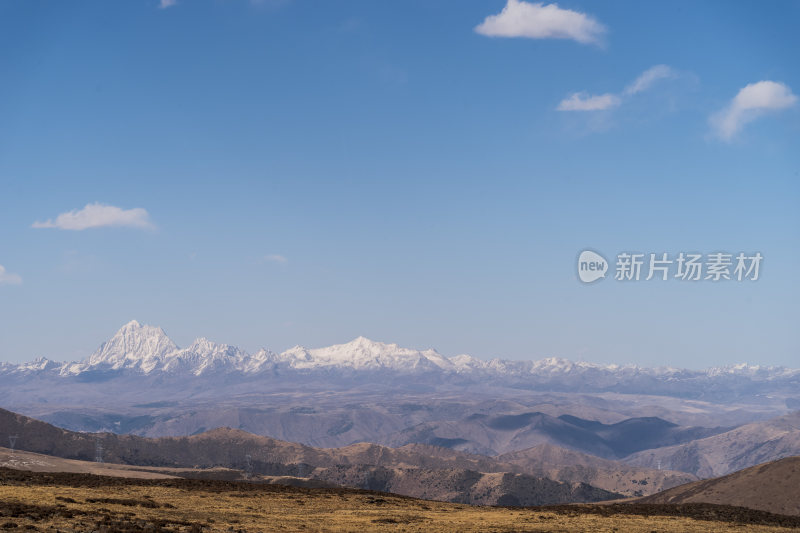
[385,412,729,457]
[2,321,798,403]
[4,406,800,517]
[2,321,799,484]
[625,411,800,477]
[0,406,691,502]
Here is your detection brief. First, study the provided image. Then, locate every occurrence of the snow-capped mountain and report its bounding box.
[161,337,248,375]
[2,321,799,400]
[43,322,467,377]
[85,320,177,372]
[276,336,455,372]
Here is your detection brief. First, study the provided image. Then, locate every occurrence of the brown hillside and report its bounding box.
[624,412,800,477]
[0,407,684,497]
[637,456,800,516]
[498,443,697,496]
[0,408,621,505]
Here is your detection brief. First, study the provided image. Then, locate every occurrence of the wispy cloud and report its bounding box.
[557,92,620,111]
[263,254,288,264]
[0,265,22,285]
[623,65,676,96]
[475,0,605,46]
[711,81,797,141]
[557,65,676,112]
[159,0,177,9]
[32,203,155,231]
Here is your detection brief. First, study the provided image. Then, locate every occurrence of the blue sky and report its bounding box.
[0,0,798,367]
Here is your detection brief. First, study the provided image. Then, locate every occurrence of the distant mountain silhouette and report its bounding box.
[386,411,727,456]
[625,411,800,477]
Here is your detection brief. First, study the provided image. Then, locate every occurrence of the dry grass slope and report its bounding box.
[638,456,800,516]
[1,469,800,532]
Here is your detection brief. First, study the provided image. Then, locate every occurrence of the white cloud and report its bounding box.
[159,0,177,8]
[557,92,621,111]
[32,203,155,231]
[263,254,288,264]
[0,265,22,285]
[475,0,605,46]
[623,64,675,95]
[711,81,797,141]
[558,65,677,112]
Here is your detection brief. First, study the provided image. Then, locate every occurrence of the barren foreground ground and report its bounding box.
[1,469,799,533]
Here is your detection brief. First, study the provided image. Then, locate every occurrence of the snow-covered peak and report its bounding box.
[338,336,396,354]
[531,357,577,372]
[161,337,247,375]
[312,337,398,361]
[449,354,487,372]
[186,337,244,362]
[13,356,60,373]
[277,337,454,371]
[279,345,313,362]
[187,337,225,355]
[704,362,798,378]
[87,320,178,371]
[241,348,278,372]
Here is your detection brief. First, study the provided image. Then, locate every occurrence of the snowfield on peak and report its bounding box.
[278,336,456,372]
